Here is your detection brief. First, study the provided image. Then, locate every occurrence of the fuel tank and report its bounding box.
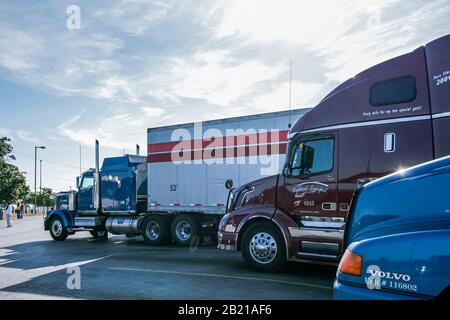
[105,216,143,235]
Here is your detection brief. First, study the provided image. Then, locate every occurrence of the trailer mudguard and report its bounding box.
[44,210,74,230]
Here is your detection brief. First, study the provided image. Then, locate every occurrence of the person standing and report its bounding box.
[19,201,24,219]
[5,202,13,228]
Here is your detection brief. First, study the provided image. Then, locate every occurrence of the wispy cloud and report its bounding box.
[0,127,38,143]
[170,50,286,106]
[0,127,12,138]
[15,130,39,143]
[56,107,173,150]
[2,0,450,156]
[91,0,177,36]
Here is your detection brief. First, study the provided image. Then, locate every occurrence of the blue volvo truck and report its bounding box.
[334,155,450,300]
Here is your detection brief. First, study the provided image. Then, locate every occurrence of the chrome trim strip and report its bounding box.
[301,240,340,250]
[432,111,450,119]
[296,252,338,260]
[289,227,344,241]
[295,115,430,134]
[301,221,345,229]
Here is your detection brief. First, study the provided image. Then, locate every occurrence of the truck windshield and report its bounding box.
[346,167,450,243]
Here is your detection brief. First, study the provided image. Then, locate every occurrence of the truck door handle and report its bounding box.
[322,202,337,211]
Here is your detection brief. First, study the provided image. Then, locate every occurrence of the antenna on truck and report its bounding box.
[288,59,293,129]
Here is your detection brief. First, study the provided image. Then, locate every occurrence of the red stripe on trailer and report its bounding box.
[147,130,289,153]
[147,142,287,163]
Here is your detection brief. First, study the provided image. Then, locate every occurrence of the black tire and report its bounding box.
[89,230,109,240]
[142,215,170,245]
[49,217,68,241]
[241,222,287,272]
[171,214,201,247]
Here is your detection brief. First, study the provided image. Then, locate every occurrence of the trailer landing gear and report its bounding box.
[89,230,109,241]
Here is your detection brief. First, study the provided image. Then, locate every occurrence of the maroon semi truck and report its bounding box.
[217,34,450,272]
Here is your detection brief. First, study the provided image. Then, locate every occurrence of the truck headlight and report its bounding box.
[218,213,236,233]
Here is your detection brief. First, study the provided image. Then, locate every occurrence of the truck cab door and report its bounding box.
[281,133,339,225]
[77,172,95,213]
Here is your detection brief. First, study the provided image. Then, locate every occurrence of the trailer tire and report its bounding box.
[49,216,68,241]
[90,230,108,240]
[142,216,170,245]
[171,214,201,247]
[241,221,286,272]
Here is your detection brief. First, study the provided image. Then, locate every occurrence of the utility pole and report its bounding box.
[34,146,46,214]
[40,160,43,209]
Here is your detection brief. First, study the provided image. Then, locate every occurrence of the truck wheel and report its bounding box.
[142,216,170,245]
[241,222,287,272]
[49,217,68,241]
[89,230,109,240]
[171,214,200,247]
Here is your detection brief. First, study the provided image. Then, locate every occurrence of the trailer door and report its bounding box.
[280,132,339,225]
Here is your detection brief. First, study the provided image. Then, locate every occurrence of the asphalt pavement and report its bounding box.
[0,216,336,300]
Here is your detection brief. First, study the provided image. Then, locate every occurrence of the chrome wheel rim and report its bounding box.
[175,220,191,241]
[146,221,160,240]
[51,220,63,237]
[249,232,277,264]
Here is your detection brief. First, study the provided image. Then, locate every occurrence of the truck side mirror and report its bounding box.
[76,176,80,189]
[301,145,315,171]
[225,179,233,190]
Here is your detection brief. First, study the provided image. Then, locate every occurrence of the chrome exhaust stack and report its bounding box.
[94,139,102,215]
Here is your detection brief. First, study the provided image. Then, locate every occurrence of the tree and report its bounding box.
[25,190,56,207]
[0,137,29,204]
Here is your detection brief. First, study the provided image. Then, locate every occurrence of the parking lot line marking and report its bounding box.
[109,267,332,290]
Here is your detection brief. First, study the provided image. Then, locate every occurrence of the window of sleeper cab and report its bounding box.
[370,75,416,106]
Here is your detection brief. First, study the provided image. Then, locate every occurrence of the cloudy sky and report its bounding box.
[1,0,449,192]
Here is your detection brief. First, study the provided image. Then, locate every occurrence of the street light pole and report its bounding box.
[34,146,46,214]
[40,159,43,208]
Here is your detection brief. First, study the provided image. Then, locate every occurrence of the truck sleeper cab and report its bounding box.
[334,155,450,300]
[218,34,450,272]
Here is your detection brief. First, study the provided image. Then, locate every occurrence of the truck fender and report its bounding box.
[236,214,290,258]
[45,210,74,230]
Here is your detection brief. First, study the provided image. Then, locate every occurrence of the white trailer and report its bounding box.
[145,109,309,246]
